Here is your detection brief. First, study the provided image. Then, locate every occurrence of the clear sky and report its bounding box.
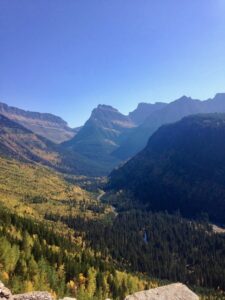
[1,0,225,127]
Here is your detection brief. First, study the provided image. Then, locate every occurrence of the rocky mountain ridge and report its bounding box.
[0,113,60,165]
[115,93,225,160]
[128,102,167,125]
[0,101,75,143]
[2,92,225,176]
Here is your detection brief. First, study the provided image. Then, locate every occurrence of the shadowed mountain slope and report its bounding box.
[109,113,225,223]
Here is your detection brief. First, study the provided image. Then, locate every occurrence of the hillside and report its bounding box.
[0,156,109,220]
[0,122,225,299]
[0,101,75,143]
[0,157,162,300]
[0,114,60,165]
[0,204,158,300]
[114,93,225,160]
[109,113,225,223]
[0,113,108,176]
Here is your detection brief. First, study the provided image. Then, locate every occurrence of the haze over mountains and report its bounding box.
[1,92,225,176]
[114,93,225,160]
[128,102,167,125]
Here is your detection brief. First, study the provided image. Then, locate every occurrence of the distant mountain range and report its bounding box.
[114,93,225,160]
[1,93,225,176]
[128,102,167,125]
[0,101,76,143]
[109,113,225,223]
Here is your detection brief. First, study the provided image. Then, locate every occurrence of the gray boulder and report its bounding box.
[124,283,199,300]
[60,298,77,300]
[13,292,52,300]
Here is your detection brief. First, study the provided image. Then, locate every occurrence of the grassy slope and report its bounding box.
[0,157,113,221]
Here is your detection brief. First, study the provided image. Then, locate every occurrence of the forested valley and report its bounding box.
[47,208,225,299]
[0,204,163,300]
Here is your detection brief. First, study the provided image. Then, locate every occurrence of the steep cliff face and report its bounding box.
[0,114,60,165]
[0,102,75,143]
[129,102,167,125]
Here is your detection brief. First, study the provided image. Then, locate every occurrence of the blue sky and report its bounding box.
[1,0,225,127]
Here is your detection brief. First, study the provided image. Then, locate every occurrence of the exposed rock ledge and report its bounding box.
[125,283,199,300]
[14,292,52,300]
[0,281,199,300]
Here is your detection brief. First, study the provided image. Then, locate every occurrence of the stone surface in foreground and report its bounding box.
[14,292,52,300]
[1,281,199,300]
[125,283,199,300]
[0,281,13,300]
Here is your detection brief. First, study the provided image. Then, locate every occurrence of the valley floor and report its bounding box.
[0,158,224,299]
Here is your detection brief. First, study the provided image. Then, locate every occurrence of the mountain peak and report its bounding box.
[90,104,120,118]
[174,95,192,103]
[213,93,225,100]
[96,104,118,111]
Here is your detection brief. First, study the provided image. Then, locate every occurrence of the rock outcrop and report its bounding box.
[0,281,199,300]
[0,281,13,300]
[125,283,199,300]
[14,292,52,300]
